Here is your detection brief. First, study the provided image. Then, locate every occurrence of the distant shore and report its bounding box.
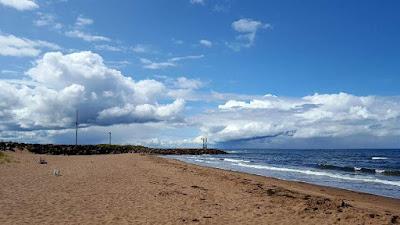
[0,151,399,225]
[0,142,227,155]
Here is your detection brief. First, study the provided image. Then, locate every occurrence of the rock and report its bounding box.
[39,157,47,164]
[52,169,61,176]
[391,215,399,224]
[340,200,351,208]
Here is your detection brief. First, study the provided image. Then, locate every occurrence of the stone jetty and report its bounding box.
[0,142,227,155]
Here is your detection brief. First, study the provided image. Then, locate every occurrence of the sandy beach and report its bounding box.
[0,151,399,225]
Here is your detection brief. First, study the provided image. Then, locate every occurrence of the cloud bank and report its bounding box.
[197,93,400,145]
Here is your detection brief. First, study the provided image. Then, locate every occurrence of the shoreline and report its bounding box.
[1,151,399,224]
[165,155,400,199]
[164,156,400,209]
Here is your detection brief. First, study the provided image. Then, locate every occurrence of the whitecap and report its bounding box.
[372,157,388,160]
[223,158,251,163]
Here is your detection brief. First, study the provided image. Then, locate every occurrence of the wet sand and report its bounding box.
[0,151,399,225]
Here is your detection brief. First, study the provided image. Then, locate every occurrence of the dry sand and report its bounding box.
[0,151,399,225]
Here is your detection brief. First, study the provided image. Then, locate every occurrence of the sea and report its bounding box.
[166,149,400,199]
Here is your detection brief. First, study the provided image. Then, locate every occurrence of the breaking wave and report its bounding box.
[235,163,400,187]
[221,158,251,163]
[317,164,400,177]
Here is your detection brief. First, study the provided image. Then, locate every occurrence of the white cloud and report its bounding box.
[95,44,121,52]
[165,77,205,101]
[152,76,205,101]
[0,0,38,11]
[140,55,204,70]
[174,77,203,89]
[65,16,110,42]
[98,99,185,122]
[140,58,176,70]
[0,34,60,57]
[132,44,154,53]
[172,38,184,45]
[232,18,266,33]
[199,39,212,47]
[75,15,93,27]
[190,0,204,5]
[65,30,110,42]
[1,69,19,75]
[197,92,400,143]
[169,55,204,62]
[33,13,62,29]
[213,4,229,13]
[228,18,271,51]
[0,51,186,131]
[105,60,131,69]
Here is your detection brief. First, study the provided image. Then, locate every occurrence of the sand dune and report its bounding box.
[0,151,399,225]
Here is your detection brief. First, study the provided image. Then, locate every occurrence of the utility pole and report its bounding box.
[75,110,78,147]
[108,131,111,145]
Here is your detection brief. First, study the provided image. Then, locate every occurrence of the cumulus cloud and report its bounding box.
[97,99,185,124]
[0,34,60,57]
[0,0,38,11]
[228,18,271,51]
[140,55,204,70]
[199,39,212,47]
[0,51,186,131]
[196,93,400,143]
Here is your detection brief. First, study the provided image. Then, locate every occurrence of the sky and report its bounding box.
[1,0,400,148]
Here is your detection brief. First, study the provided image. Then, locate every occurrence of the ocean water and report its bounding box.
[166,149,400,199]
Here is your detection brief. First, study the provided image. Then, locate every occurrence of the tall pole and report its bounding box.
[109,132,111,145]
[75,110,78,147]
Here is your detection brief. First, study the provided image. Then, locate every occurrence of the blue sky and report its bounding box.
[1,0,400,148]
